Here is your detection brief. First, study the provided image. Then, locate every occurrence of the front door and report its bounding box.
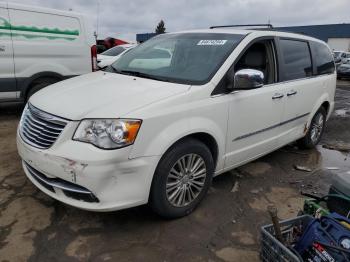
[0,3,17,100]
[224,39,285,169]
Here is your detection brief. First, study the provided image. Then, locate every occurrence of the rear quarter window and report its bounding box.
[312,41,335,75]
[279,39,313,81]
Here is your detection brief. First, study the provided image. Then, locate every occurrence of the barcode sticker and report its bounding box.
[197,40,227,46]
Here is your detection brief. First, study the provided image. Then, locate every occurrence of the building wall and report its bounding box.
[328,38,350,51]
[276,24,350,52]
[136,33,157,43]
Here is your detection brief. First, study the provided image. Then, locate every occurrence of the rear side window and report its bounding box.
[312,42,335,75]
[280,39,313,81]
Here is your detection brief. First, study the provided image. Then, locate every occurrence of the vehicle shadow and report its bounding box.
[0,102,24,118]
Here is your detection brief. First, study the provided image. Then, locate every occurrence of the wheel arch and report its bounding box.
[321,101,330,116]
[164,132,219,170]
[304,95,333,137]
[19,72,65,100]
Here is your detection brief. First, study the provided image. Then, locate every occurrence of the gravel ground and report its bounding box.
[0,81,349,262]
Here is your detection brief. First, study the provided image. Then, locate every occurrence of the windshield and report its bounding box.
[110,33,245,85]
[102,46,126,56]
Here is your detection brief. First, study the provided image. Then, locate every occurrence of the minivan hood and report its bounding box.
[30,71,190,120]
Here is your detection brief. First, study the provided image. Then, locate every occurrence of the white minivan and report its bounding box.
[0,2,96,102]
[17,28,336,218]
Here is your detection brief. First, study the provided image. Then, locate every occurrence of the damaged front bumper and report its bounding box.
[16,122,160,212]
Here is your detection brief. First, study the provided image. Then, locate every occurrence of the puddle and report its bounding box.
[334,109,349,117]
[317,145,350,172]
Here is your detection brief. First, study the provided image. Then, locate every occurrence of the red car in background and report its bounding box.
[97,37,129,53]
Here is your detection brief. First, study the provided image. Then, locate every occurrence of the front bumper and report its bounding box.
[17,123,160,212]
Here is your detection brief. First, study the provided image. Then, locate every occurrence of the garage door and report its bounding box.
[328,38,350,51]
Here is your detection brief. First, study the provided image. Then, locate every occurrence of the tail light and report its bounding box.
[91,45,98,72]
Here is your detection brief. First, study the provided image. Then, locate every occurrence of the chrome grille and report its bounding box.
[19,104,68,149]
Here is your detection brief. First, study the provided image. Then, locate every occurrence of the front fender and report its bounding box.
[129,115,227,172]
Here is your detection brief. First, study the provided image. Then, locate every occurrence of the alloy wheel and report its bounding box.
[310,113,324,143]
[166,153,207,207]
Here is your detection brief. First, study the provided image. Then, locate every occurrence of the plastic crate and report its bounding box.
[260,215,314,262]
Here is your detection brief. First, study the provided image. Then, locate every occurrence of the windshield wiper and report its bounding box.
[108,65,120,73]
[119,70,170,82]
[120,70,165,81]
[109,66,171,82]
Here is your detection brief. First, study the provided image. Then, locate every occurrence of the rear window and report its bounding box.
[312,42,335,75]
[280,39,313,81]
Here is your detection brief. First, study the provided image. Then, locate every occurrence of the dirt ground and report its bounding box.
[0,81,350,262]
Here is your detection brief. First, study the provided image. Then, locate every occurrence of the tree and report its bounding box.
[155,20,166,34]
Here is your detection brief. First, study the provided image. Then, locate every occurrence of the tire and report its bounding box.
[150,138,214,218]
[26,78,59,101]
[297,107,327,149]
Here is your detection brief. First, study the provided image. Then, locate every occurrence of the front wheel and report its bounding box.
[297,107,327,149]
[150,138,214,218]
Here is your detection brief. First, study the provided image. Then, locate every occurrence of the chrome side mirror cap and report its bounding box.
[233,69,264,90]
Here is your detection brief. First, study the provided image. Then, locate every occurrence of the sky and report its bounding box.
[10,0,350,42]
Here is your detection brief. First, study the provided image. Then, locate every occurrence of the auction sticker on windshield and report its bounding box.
[197,40,227,45]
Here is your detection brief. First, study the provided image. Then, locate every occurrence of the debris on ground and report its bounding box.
[322,143,350,153]
[334,109,348,117]
[289,180,303,185]
[261,171,350,262]
[231,181,239,193]
[294,165,313,172]
[250,188,263,194]
[325,167,340,170]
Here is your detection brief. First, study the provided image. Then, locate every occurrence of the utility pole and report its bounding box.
[95,0,100,41]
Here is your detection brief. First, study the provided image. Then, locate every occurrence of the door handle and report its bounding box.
[272,93,284,100]
[287,90,297,96]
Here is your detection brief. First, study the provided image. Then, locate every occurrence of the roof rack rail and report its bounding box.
[210,24,273,29]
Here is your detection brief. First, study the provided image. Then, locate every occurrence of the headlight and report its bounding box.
[73,119,142,149]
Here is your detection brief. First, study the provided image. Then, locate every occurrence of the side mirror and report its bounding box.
[233,69,264,90]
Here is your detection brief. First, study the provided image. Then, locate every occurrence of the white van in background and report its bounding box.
[0,1,96,102]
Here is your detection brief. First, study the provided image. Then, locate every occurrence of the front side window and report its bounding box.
[234,40,276,85]
[110,33,245,85]
[312,41,335,75]
[280,39,312,81]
